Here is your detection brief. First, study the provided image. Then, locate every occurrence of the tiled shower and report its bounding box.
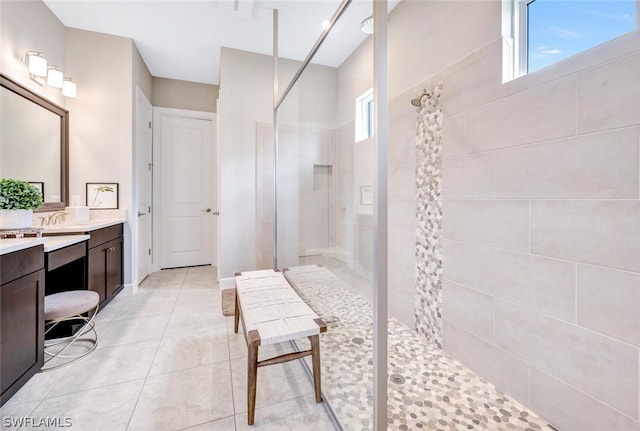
[260,1,640,430]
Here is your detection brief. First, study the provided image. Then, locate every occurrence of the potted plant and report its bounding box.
[0,178,43,229]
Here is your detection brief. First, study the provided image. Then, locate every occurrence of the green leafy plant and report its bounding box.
[0,178,43,210]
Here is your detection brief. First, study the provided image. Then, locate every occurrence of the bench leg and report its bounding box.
[247,342,258,426]
[309,335,322,403]
[234,291,240,334]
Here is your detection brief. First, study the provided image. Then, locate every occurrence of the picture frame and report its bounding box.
[86,182,119,209]
[360,185,373,205]
[28,182,45,202]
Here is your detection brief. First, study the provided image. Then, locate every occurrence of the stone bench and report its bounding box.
[234,269,326,426]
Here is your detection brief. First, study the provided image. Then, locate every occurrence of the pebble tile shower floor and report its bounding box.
[284,264,555,431]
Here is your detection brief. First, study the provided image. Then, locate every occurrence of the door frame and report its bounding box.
[135,87,153,285]
[152,107,217,273]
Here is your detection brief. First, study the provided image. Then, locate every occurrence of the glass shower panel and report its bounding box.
[273,0,343,93]
[274,1,377,428]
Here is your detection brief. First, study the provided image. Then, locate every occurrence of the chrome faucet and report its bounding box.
[39,210,69,226]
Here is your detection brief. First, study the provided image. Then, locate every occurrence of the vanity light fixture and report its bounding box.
[25,51,47,77]
[62,78,77,98]
[23,51,78,96]
[360,15,374,34]
[46,66,64,88]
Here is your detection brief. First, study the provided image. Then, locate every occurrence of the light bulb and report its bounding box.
[62,78,77,97]
[26,51,47,77]
[47,66,64,88]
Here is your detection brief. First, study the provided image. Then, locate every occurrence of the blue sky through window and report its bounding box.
[527,0,636,72]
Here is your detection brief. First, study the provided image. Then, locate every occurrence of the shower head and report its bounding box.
[410,90,433,108]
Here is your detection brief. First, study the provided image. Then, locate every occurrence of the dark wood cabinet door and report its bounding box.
[106,237,123,298]
[87,245,107,303]
[1,269,44,404]
[86,224,124,307]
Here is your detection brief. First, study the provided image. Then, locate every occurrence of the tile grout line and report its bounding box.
[124,269,186,431]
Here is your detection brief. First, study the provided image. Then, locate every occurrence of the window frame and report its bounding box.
[517,0,534,77]
[505,0,637,81]
[504,0,533,81]
[355,88,374,142]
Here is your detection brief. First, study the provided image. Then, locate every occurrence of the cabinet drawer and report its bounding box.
[88,224,123,249]
[47,242,86,272]
[0,245,44,285]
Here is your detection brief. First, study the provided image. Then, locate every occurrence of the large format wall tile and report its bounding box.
[578,52,640,133]
[531,200,640,272]
[531,368,640,431]
[442,321,530,404]
[442,281,493,341]
[442,114,467,157]
[443,200,529,251]
[461,76,576,154]
[467,245,576,322]
[389,262,418,329]
[442,239,465,284]
[442,42,529,117]
[442,152,494,199]
[389,199,417,234]
[389,98,419,169]
[578,265,640,347]
[389,163,417,201]
[494,127,639,199]
[495,300,639,418]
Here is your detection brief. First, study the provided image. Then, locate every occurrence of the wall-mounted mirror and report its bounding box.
[0,74,68,212]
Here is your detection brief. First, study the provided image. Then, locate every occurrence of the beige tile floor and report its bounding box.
[0,266,337,431]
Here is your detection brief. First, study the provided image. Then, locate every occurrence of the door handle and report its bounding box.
[202,208,211,213]
[137,211,146,217]
[212,211,220,216]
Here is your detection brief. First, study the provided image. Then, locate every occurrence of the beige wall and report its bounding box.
[218,48,272,283]
[65,28,135,284]
[0,0,66,105]
[152,77,218,113]
[1,1,154,286]
[218,48,338,285]
[133,45,152,102]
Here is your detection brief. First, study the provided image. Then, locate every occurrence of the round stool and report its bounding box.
[41,290,100,372]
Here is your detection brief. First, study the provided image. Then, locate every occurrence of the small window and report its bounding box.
[355,88,374,142]
[504,0,636,80]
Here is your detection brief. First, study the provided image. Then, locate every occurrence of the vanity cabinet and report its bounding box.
[0,245,45,406]
[87,224,123,306]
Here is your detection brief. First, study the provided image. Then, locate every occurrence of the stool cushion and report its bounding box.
[44,291,100,321]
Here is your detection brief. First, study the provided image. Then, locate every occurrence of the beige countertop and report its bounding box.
[43,235,91,252]
[0,238,46,255]
[0,234,93,255]
[38,218,126,234]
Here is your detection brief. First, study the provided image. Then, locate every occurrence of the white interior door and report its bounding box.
[159,113,216,269]
[136,88,152,282]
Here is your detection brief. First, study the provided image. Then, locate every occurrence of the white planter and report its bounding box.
[0,209,34,230]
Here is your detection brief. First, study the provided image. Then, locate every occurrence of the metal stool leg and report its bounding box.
[41,305,99,372]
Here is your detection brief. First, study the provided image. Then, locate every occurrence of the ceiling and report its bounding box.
[43,0,399,86]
